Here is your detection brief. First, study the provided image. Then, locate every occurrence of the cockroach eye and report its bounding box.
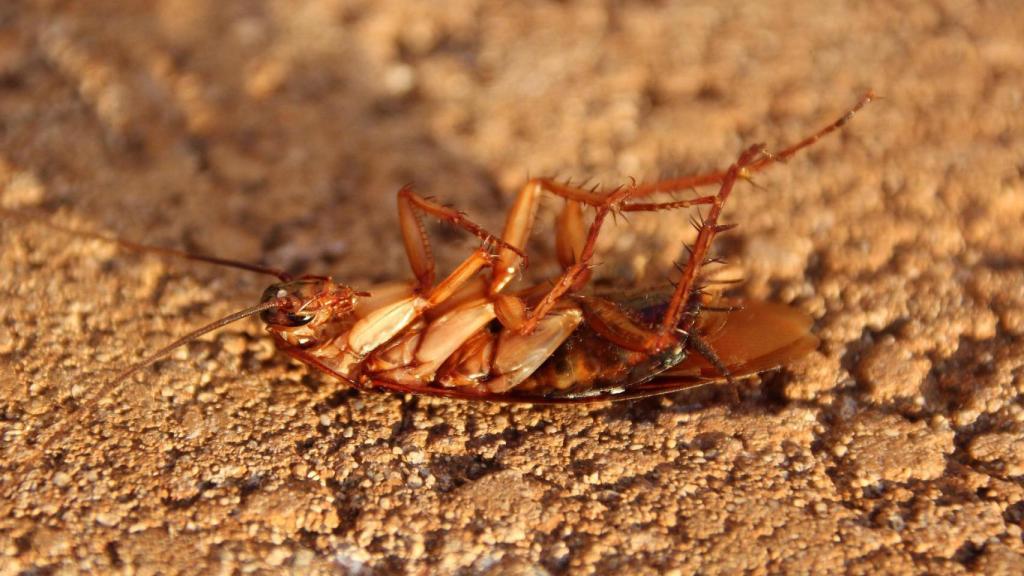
[260,283,316,328]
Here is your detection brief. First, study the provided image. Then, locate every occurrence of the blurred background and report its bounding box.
[2,1,916,283]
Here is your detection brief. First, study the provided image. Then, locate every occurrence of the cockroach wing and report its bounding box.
[665,300,819,380]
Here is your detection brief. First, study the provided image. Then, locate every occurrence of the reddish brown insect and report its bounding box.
[9,93,872,462]
[249,92,871,403]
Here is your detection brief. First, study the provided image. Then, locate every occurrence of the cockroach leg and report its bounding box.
[491,174,709,281]
[510,182,721,335]
[490,179,542,293]
[491,177,634,292]
[619,195,717,213]
[625,91,877,199]
[489,177,725,333]
[488,179,595,323]
[515,185,633,334]
[642,93,877,351]
[397,184,525,293]
[397,185,438,291]
[424,247,494,307]
[687,331,735,384]
[497,92,878,335]
[745,90,876,170]
[518,94,877,350]
[554,199,586,269]
[653,145,761,348]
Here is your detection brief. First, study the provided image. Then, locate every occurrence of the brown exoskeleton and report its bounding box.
[10,93,873,464]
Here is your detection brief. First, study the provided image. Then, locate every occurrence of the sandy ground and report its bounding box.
[1,0,1023,574]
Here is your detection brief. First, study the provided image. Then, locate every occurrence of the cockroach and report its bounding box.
[8,93,873,464]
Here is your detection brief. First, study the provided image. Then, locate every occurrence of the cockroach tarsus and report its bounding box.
[7,92,873,465]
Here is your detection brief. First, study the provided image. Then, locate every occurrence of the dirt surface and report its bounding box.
[1,1,1023,574]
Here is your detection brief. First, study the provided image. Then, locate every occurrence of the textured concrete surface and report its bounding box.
[1,1,1023,574]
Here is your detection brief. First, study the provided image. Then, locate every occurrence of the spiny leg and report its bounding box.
[555,199,586,270]
[488,178,605,327]
[607,93,875,350]
[490,178,719,292]
[744,90,875,172]
[515,92,876,208]
[489,176,678,293]
[514,186,635,334]
[627,91,875,199]
[490,178,723,332]
[495,92,875,335]
[520,182,729,336]
[652,145,762,350]
[533,148,754,357]
[400,183,539,308]
[488,139,798,297]
[551,195,722,267]
[397,184,524,293]
[646,94,876,349]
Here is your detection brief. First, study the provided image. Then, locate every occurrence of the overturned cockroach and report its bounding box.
[9,93,872,461]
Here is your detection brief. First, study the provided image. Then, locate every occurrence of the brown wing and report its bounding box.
[663,300,819,380]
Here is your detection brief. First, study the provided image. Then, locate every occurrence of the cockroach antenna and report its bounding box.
[0,207,292,281]
[109,300,285,386]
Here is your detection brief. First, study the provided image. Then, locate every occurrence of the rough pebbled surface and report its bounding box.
[1,1,1023,574]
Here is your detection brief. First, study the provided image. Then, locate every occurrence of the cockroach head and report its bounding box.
[259,278,361,336]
